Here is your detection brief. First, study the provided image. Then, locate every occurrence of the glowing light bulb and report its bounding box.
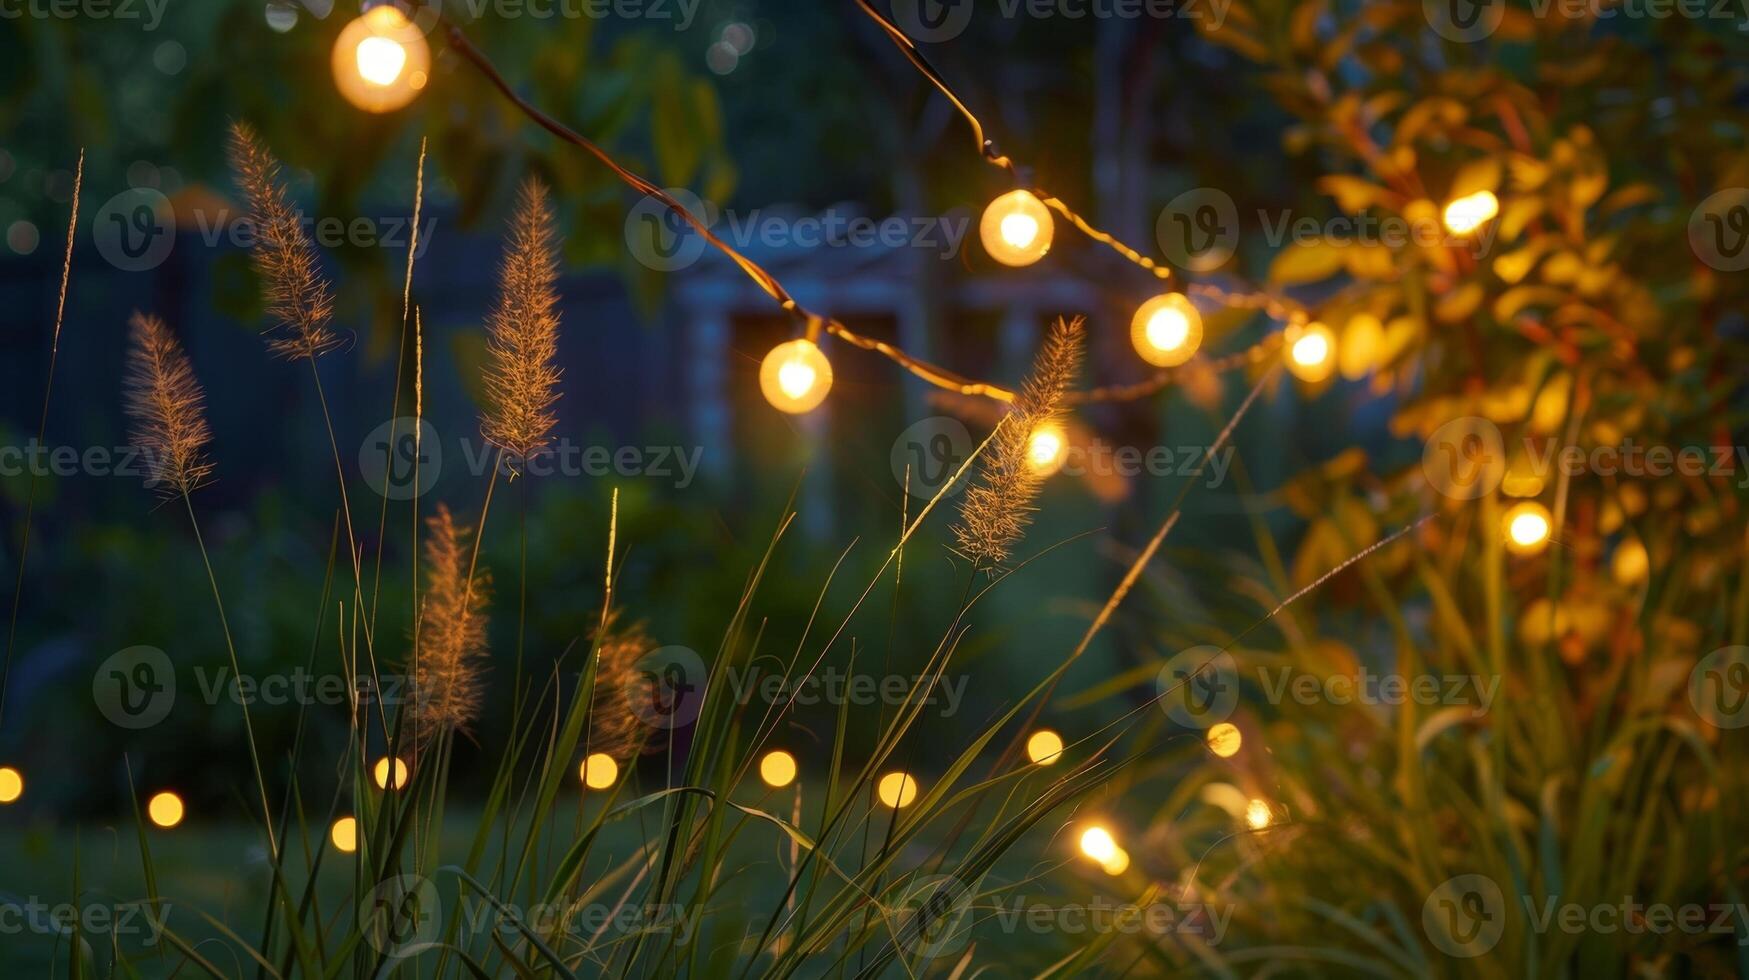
[1025,729,1064,765]
[373,756,409,791]
[331,816,359,853]
[1503,501,1552,555]
[876,771,918,809]
[581,752,619,790]
[1442,190,1500,236]
[759,750,798,788]
[1611,538,1648,586]
[0,766,21,804]
[1078,825,1117,864]
[1205,722,1242,759]
[356,36,407,85]
[1130,293,1203,367]
[1001,213,1039,248]
[1101,847,1130,875]
[147,791,184,829]
[1026,424,1068,476]
[1245,799,1272,830]
[759,339,833,414]
[979,189,1054,266]
[333,6,431,113]
[1285,321,1336,382]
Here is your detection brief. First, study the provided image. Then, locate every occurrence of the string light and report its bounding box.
[1205,722,1242,759]
[449,18,1304,412]
[373,756,410,791]
[1025,423,1068,476]
[330,815,359,853]
[1130,293,1203,367]
[979,189,1054,266]
[1284,321,1336,382]
[580,752,619,790]
[0,766,21,804]
[1025,729,1064,765]
[147,791,185,829]
[333,6,430,113]
[1503,501,1552,555]
[1078,826,1117,863]
[759,338,833,414]
[876,771,919,809]
[1612,537,1648,585]
[759,750,798,788]
[1077,824,1129,873]
[1245,799,1272,830]
[1442,191,1499,236]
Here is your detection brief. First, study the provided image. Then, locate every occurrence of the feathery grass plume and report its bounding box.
[409,503,490,743]
[227,121,340,360]
[480,178,562,463]
[123,313,215,497]
[587,612,659,760]
[953,316,1084,567]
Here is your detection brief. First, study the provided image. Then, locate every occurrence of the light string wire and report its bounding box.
[852,0,1311,327]
[441,14,1296,406]
[443,21,1019,403]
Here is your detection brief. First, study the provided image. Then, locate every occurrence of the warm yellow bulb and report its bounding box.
[1100,847,1131,875]
[373,756,410,791]
[759,750,798,788]
[759,339,833,414]
[331,816,359,853]
[876,771,918,809]
[581,752,620,790]
[1503,501,1552,555]
[1025,729,1064,765]
[1245,799,1272,829]
[1000,213,1039,249]
[356,36,407,86]
[0,766,21,804]
[1205,722,1242,759]
[333,6,431,113]
[1130,293,1203,367]
[1026,424,1068,476]
[147,791,184,829]
[1078,825,1117,864]
[979,189,1054,266]
[1612,538,1648,586]
[1442,190,1500,236]
[1285,322,1336,382]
